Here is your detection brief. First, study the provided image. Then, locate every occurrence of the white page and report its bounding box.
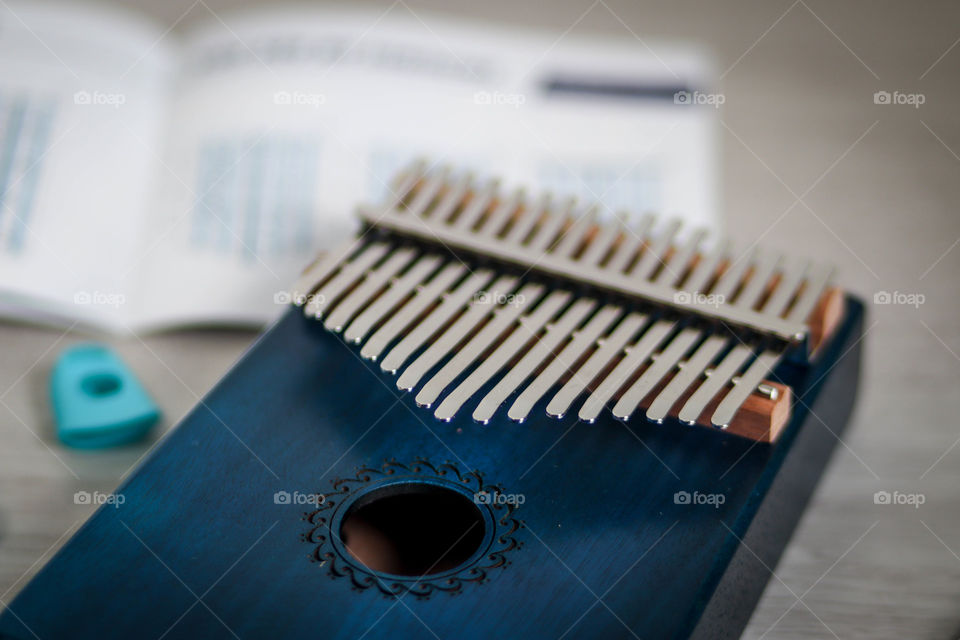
[133,6,719,331]
[0,1,176,331]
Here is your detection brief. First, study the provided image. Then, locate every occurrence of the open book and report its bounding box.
[0,1,719,332]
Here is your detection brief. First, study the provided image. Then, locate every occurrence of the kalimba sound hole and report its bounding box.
[339,482,486,577]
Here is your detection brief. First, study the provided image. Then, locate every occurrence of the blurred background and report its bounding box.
[1,1,959,638]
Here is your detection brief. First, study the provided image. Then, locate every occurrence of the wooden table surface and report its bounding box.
[2,1,959,638]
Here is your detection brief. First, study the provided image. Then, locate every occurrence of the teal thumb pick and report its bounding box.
[50,343,160,449]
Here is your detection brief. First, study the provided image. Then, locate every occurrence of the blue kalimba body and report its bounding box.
[0,165,862,640]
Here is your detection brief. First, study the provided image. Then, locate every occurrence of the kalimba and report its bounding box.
[0,163,863,640]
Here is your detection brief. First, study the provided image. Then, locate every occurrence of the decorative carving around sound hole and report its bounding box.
[301,458,524,599]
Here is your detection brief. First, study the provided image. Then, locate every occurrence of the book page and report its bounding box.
[0,1,175,331]
[131,7,720,329]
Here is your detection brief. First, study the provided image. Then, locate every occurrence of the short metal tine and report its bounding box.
[711,350,783,428]
[365,264,472,363]
[452,179,499,230]
[677,344,752,425]
[546,312,648,419]
[480,189,523,237]
[435,290,570,422]
[508,304,621,422]
[653,227,707,285]
[633,218,683,280]
[426,172,472,222]
[764,258,809,317]
[403,168,449,217]
[681,241,730,292]
[736,250,780,310]
[378,269,493,372]
[786,262,834,323]
[381,160,427,211]
[579,320,675,422]
[645,334,728,423]
[580,217,620,266]
[291,238,361,304]
[324,248,417,332]
[305,242,390,318]
[415,283,543,407]
[396,275,518,391]
[477,298,596,424]
[553,209,594,257]
[526,199,572,253]
[604,213,655,274]
[505,195,547,244]
[611,326,700,421]
[711,246,757,300]
[344,254,442,344]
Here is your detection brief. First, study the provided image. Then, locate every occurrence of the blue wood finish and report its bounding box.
[0,299,864,640]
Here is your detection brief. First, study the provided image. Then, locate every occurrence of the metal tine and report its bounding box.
[479,189,524,237]
[682,241,731,294]
[598,237,734,421]
[510,305,621,421]
[452,179,499,230]
[711,350,782,428]
[605,214,656,274]
[652,227,708,285]
[395,274,517,389]
[546,312,648,419]
[579,215,621,266]
[324,248,418,332]
[579,320,675,422]
[644,333,727,423]
[415,282,544,406]
[763,258,809,317]
[786,262,834,323]
[343,254,442,344]
[644,251,775,423]
[435,290,571,422]
[711,247,758,299]
[736,250,781,310]
[706,261,828,429]
[547,219,699,420]
[505,195,548,244]
[633,218,683,280]
[381,269,496,374]
[551,209,595,257]
[363,264,474,363]
[526,198,574,254]
[291,238,361,305]
[305,243,390,318]
[677,345,753,425]
[402,167,449,218]
[424,172,472,223]
[474,210,625,422]
[478,298,596,424]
